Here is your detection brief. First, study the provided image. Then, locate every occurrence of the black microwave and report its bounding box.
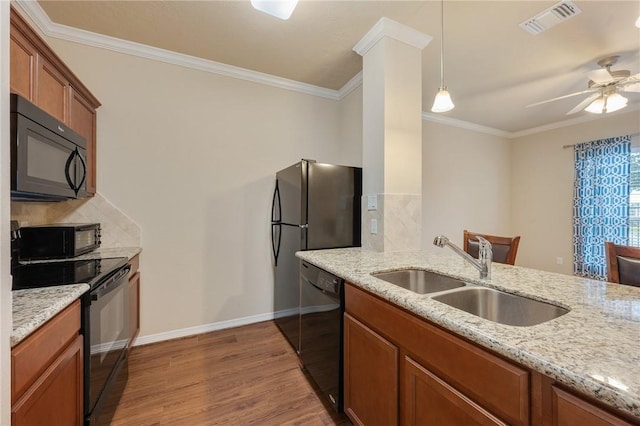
[18,223,101,260]
[10,94,87,201]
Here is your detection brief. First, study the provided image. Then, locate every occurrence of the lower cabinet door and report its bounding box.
[551,386,634,426]
[344,313,398,426]
[12,334,83,426]
[402,356,507,426]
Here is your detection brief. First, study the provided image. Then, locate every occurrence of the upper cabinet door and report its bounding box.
[36,57,69,123]
[9,27,37,101]
[69,87,97,195]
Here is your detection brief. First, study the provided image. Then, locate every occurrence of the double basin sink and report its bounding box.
[372,269,569,327]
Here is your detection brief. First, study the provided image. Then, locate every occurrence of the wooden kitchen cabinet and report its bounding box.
[10,7,101,196]
[36,56,69,123]
[550,386,634,426]
[11,300,83,425]
[344,283,529,426]
[9,25,37,100]
[128,255,141,350]
[402,355,506,426]
[344,282,640,426]
[68,87,98,194]
[344,313,398,426]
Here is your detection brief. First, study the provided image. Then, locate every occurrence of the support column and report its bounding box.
[354,18,431,252]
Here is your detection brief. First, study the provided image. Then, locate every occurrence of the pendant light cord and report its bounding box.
[440,0,445,88]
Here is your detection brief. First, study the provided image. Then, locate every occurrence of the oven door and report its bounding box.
[86,265,130,419]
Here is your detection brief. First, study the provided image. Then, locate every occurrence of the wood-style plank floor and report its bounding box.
[110,321,351,425]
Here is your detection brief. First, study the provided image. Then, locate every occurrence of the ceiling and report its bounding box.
[36,0,640,134]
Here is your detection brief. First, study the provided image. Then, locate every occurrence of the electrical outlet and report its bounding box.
[556,257,563,265]
[370,219,378,234]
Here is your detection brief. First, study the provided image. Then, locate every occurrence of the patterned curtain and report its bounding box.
[573,135,631,279]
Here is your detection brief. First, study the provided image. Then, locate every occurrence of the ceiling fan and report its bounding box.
[527,55,640,114]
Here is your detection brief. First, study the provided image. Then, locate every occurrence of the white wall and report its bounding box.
[511,110,640,274]
[421,121,512,252]
[46,38,360,338]
[0,2,11,424]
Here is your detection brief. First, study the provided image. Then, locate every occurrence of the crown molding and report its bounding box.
[353,17,432,57]
[11,0,342,101]
[337,71,363,99]
[421,111,511,138]
[510,102,640,139]
[12,1,636,140]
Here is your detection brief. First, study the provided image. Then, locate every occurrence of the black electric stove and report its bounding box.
[11,255,131,426]
[12,257,128,291]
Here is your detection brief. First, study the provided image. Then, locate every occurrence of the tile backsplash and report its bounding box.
[11,193,140,248]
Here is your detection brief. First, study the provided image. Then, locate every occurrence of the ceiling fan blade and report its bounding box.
[622,82,640,92]
[527,88,598,108]
[566,92,602,115]
[619,73,640,91]
[587,68,613,84]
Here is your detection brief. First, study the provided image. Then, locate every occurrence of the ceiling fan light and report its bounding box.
[251,0,298,20]
[431,88,455,113]
[605,93,628,113]
[585,96,605,114]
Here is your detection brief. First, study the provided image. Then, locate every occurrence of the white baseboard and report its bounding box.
[132,311,277,347]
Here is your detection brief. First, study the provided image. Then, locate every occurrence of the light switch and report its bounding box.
[367,195,377,211]
[370,219,378,234]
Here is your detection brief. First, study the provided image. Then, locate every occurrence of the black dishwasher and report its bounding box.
[299,260,344,412]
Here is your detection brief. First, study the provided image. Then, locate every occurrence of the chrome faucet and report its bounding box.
[433,235,492,279]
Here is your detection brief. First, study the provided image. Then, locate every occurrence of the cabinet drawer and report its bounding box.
[346,283,529,426]
[12,300,81,403]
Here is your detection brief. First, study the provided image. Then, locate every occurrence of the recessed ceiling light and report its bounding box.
[251,0,298,20]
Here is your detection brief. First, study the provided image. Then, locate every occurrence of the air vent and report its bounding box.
[520,1,582,35]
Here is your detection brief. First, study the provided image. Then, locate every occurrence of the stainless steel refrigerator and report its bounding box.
[270,160,362,351]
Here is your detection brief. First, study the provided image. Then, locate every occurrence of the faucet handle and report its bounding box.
[476,236,493,255]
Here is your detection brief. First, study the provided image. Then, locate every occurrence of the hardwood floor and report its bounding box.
[110,321,351,425]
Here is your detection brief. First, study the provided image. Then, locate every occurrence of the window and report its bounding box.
[573,135,633,280]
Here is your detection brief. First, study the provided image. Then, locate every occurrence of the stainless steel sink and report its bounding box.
[432,287,569,326]
[372,269,466,294]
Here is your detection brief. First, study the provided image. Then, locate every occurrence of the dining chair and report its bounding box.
[604,242,640,287]
[463,230,521,265]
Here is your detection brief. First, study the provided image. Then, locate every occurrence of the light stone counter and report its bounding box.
[11,284,89,347]
[296,247,640,420]
[12,247,141,347]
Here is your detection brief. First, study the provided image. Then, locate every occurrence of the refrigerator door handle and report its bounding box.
[271,223,282,266]
[271,180,281,224]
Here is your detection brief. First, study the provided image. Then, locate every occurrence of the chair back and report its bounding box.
[463,230,520,265]
[605,242,640,287]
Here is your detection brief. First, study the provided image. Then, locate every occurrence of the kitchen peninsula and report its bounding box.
[297,247,640,425]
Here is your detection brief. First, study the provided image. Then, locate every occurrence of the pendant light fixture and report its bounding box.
[431,0,454,113]
[251,0,298,20]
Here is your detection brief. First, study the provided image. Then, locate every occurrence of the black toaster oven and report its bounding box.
[18,223,101,260]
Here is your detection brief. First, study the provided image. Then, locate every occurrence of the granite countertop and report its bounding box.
[12,284,89,347]
[296,247,640,419]
[11,247,142,347]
